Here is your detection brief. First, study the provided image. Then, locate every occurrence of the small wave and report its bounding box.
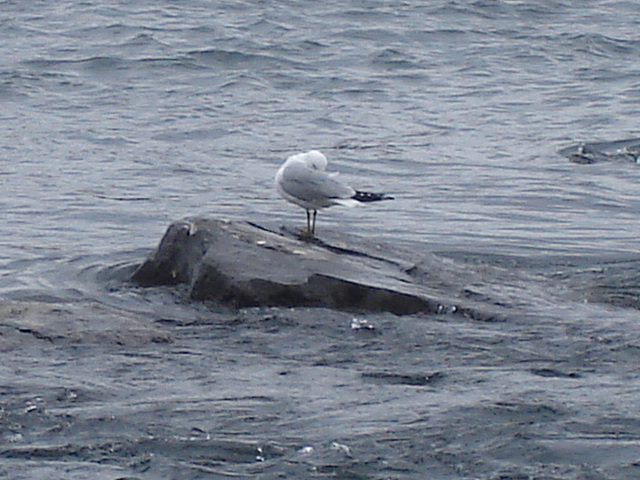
[93,194,152,202]
[188,48,297,70]
[0,72,32,101]
[24,56,125,72]
[23,55,199,76]
[152,127,230,143]
[341,27,402,43]
[66,22,147,39]
[371,48,423,71]
[189,48,270,67]
[565,33,640,58]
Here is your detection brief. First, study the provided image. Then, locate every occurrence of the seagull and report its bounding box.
[275,150,393,236]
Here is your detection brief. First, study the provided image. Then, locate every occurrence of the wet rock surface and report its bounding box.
[560,137,640,164]
[132,217,529,320]
[132,217,437,313]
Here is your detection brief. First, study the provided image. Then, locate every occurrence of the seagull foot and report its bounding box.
[297,229,315,240]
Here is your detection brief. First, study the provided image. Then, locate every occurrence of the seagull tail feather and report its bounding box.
[352,191,394,203]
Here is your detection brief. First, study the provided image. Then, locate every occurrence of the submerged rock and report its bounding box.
[560,138,640,164]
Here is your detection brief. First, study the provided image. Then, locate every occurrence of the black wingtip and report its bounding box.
[353,191,394,202]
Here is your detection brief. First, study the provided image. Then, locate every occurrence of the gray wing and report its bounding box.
[281,162,355,204]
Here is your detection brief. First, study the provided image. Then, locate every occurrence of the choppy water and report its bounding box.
[2,1,640,479]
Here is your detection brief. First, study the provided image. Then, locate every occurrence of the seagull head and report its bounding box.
[302,150,328,171]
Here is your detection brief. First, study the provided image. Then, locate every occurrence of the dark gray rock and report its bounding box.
[132,217,532,318]
[559,138,640,164]
[132,217,441,314]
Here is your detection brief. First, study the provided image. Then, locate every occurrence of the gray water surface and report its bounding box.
[2,1,640,479]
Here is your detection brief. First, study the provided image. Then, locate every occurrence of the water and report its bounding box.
[2,1,640,478]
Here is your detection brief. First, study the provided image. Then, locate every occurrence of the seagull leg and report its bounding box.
[300,209,317,238]
[311,210,317,235]
[305,209,312,235]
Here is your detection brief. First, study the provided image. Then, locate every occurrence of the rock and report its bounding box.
[0,300,173,350]
[132,217,525,318]
[132,218,448,315]
[559,138,640,164]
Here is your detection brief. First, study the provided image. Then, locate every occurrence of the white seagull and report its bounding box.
[275,150,393,236]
